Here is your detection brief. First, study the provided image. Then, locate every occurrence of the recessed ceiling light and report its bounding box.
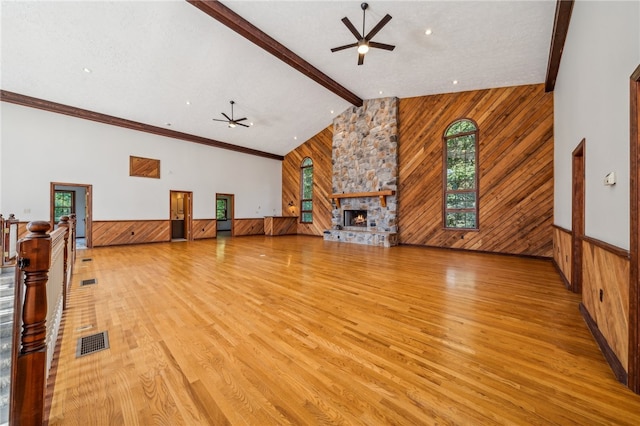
[453,80,459,85]
[379,90,383,95]
[294,136,298,140]
[330,110,334,114]
[186,101,191,105]
[250,122,254,126]
[83,67,92,73]
[425,29,433,36]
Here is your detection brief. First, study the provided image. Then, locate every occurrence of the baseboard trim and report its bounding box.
[398,242,551,261]
[579,302,627,384]
[551,258,571,290]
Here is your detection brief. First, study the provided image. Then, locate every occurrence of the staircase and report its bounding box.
[0,266,16,425]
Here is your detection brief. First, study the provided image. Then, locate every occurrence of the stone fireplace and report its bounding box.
[323,97,398,247]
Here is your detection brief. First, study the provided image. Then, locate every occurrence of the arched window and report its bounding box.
[300,157,313,223]
[443,119,479,229]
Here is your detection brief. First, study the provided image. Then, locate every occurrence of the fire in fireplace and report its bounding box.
[344,210,368,227]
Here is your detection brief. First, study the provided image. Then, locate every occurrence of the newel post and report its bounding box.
[14,221,51,426]
[69,213,77,262]
[58,216,70,310]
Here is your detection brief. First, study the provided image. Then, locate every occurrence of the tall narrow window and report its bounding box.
[54,190,75,223]
[444,119,479,229]
[300,157,313,223]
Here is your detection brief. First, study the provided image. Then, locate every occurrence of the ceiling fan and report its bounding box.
[213,100,249,128]
[331,2,395,66]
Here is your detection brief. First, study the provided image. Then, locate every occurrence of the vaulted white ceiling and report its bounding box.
[1,0,556,156]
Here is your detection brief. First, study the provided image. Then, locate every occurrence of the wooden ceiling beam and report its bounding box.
[545,0,574,92]
[187,0,363,107]
[0,90,284,161]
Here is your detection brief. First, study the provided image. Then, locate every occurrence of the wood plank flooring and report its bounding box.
[47,236,640,425]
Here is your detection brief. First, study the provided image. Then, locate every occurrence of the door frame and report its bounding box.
[571,139,585,294]
[170,190,193,241]
[216,193,234,237]
[50,182,92,248]
[628,64,640,393]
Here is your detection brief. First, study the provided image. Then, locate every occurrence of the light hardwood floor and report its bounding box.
[47,236,640,425]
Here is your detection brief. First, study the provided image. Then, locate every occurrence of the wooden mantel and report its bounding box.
[330,190,395,208]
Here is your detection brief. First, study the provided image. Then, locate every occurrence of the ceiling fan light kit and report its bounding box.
[212,100,249,128]
[331,2,395,65]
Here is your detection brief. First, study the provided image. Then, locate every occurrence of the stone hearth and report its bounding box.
[323,97,398,247]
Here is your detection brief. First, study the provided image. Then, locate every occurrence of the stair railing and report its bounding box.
[9,216,75,426]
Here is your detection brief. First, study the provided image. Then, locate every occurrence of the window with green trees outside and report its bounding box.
[444,119,478,229]
[300,157,313,223]
[54,190,74,223]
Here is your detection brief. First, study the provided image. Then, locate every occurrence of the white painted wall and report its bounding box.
[554,0,640,250]
[1,103,282,223]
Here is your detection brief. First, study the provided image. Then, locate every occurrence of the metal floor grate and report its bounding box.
[81,258,93,262]
[76,331,109,357]
[80,278,97,286]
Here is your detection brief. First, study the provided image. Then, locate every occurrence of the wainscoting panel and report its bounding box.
[193,219,217,239]
[233,218,264,236]
[398,84,554,257]
[282,125,333,236]
[553,226,572,287]
[264,217,297,236]
[583,238,630,371]
[92,220,170,246]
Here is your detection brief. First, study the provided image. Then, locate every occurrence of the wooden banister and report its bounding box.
[58,216,70,310]
[69,214,77,262]
[14,221,51,426]
[2,213,19,265]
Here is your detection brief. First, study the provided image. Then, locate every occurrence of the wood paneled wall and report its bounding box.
[233,218,264,236]
[398,84,554,256]
[553,226,572,287]
[264,217,297,236]
[193,219,217,239]
[282,126,333,236]
[583,238,630,371]
[92,220,170,246]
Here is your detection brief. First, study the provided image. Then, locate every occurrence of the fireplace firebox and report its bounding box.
[344,210,368,227]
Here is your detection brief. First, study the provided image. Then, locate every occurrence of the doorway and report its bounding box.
[571,139,585,294]
[216,193,234,237]
[170,191,193,241]
[629,64,640,393]
[50,182,92,248]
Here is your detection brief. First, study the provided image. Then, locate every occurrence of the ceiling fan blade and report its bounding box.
[222,113,232,121]
[341,17,362,40]
[331,42,358,53]
[234,117,247,122]
[365,14,392,41]
[237,122,250,128]
[369,41,396,51]
[358,52,365,66]
[212,118,228,122]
